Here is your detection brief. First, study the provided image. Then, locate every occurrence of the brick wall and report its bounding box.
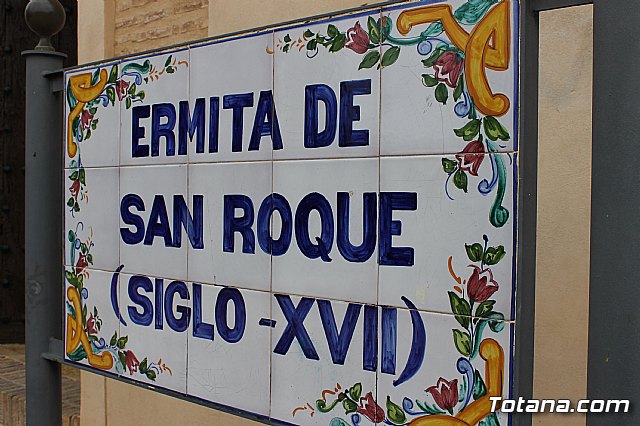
[114,0,208,55]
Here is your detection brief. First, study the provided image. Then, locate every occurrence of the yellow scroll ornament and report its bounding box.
[66,286,113,370]
[397,0,511,117]
[67,70,109,159]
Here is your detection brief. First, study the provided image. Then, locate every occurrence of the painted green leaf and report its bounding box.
[77,274,83,288]
[421,48,444,68]
[329,33,346,52]
[70,171,78,180]
[453,74,464,101]
[82,304,87,325]
[89,107,98,115]
[448,291,471,328]
[164,55,173,67]
[125,97,132,109]
[453,169,468,192]
[108,64,119,84]
[359,50,380,69]
[110,332,117,346]
[435,82,448,104]
[137,91,145,100]
[166,66,175,74]
[304,29,315,38]
[145,369,157,381]
[484,245,506,265]
[442,158,457,174]
[118,351,126,369]
[307,39,318,50]
[106,86,116,105]
[87,254,93,264]
[386,396,407,424]
[465,242,483,262]
[128,83,137,95]
[67,197,75,207]
[85,129,91,140]
[91,69,100,85]
[381,46,400,67]
[368,16,380,45]
[475,300,495,317]
[80,243,87,254]
[480,412,500,426]
[116,336,128,349]
[423,21,444,37]
[454,119,481,141]
[349,383,362,401]
[483,116,510,141]
[422,74,438,87]
[380,15,392,39]
[68,230,75,242]
[139,358,148,373]
[342,397,358,414]
[454,0,499,25]
[473,369,487,400]
[453,329,472,356]
[327,24,339,38]
[284,34,291,43]
[73,202,80,212]
[79,168,86,185]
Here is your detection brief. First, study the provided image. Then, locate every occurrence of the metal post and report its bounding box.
[23,1,66,425]
[588,1,640,424]
[513,1,539,425]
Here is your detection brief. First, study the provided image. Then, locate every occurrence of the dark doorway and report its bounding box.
[0,0,77,343]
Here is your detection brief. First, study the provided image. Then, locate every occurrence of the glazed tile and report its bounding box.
[119,164,188,280]
[376,307,513,426]
[117,272,189,393]
[64,167,120,272]
[380,0,518,156]
[270,294,377,425]
[64,61,121,168]
[187,284,271,416]
[188,32,275,163]
[187,161,272,291]
[120,48,190,166]
[271,157,379,305]
[273,11,381,160]
[378,153,516,320]
[63,268,121,377]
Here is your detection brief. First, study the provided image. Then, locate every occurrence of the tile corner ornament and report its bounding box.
[63,0,519,424]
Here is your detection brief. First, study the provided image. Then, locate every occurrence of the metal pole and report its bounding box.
[23,1,66,425]
[513,1,539,425]
[588,1,640,424]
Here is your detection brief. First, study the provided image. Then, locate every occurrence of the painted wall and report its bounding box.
[76,2,592,425]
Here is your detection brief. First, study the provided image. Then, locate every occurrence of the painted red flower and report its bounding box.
[115,79,129,101]
[358,392,384,422]
[69,178,81,200]
[75,253,88,274]
[467,265,499,303]
[426,377,459,415]
[80,109,94,129]
[86,314,97,335]
[345,22,369,54]
[455,140,485,176]
[124,350,139,374]
[434,50,464,88]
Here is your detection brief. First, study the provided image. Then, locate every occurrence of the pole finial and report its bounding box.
[24,0,66,51]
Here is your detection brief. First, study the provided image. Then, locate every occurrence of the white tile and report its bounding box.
[119,164,188,280]
[120,49,191,166]
[274,11,381,160]
[117,272,189,393]
[187,284,271,416]
[64,61,121,168]
[272,158,379,305]
[378,154,516,320]
[63,268,121,377]
[270,295,377,425]
[64,167,119,272]
[380,0,517,156]
[189,33,275,163]
[187,161,272,291]
[377,308,513,426]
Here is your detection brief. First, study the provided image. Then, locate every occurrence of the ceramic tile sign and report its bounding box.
[63,1,519,425]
